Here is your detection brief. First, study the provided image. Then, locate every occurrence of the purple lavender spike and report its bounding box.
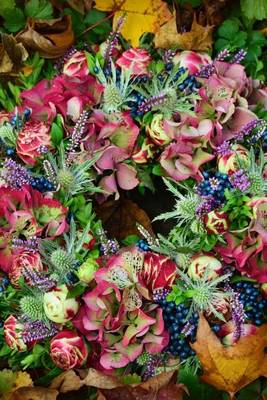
[66,110,90,161]
[1,159,31,189]
[196,196,220,217]
[195,63,215,79]
[138,93,167,113]
[215,49,231,61]
[104,16,125,61]
[12,237,39,252]
[54,46,78,74]
[22,268,56,291]
[230,49,247,64]
[22,320,58,343]
[163,50,176,64]
[236,119,259,141]
[181,321,195,337]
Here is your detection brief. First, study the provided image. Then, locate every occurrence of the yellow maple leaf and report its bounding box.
[191,314,267,398]
[94,0,172,47]
[154,13,213,51]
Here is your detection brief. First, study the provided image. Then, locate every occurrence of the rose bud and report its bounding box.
[9,251,43,287]
[217,144,249,175]
[116,48,152,76]
[16,121,51,166]
[132,138,156,164]
[188,253,222,280]
[77,258,99,284]
[261,283,267,299]
[63,51,89,79]
[173,51,211,74]
[203,210,230,234]
[220,321,257,346]
[43,284,79,323]
[50,330,88,370]
[146,114,173,146]
[4,315,26,351]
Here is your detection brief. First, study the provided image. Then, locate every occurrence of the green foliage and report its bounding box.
[20,343,52,369]
[176,0,202,7]
[0,369,16,394]
[2,8,26,32]
[122,235,140,246]
[223,189,253,230]
[24,0,53,19]
[214,18,267,80]
[240,0,267,21]
[64,8,111,44]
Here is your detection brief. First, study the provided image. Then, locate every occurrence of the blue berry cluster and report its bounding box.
[10,109,31,128]
[129,93,146,117]
[197,171,232,202]
[262,130,267,151]
[157,297,198,360]
[0,275,9,294]
[137,239,149,251]
[31,176,54,193]
[233,281,267,326]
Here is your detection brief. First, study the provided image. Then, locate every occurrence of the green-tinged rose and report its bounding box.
[77,258,99,283]
[188,253,222,280]
[146,114,173,146]
[217,144,249,174]
[43,284,79,323]
[203,210,230,234]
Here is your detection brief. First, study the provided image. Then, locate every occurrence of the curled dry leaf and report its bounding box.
[50,370,83,393]
[191,314,267,398]
[154,13,213,51]
[16,15,74,59]
[96,198,153,241]
[94,0,172,47]
[0,34,28,75]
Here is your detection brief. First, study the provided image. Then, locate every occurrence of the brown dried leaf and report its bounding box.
[191,314,267,398]
[50,370,83,393]
[100,372,184,400]
[10,387,58,400]
[66,0,86,14]
[16,15,74,59]
[96,198,153,241]
[154,13,213,51]
[0,34,28,74]
[82,368,123,389]
[202,0,231,26]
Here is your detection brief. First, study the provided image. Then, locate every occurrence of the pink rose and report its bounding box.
[173,51,211,74]
[16,121,51,165]
[188,253,222,280]
[139,252,177,295]
[116,48,151,75]
[218,320,257,345]
[4,315,26,351]
[50,330,88,370]
[132,137,156,164]
[63,51,89,79]
[9,251,43,287]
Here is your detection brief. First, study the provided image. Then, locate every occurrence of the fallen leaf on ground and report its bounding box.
[96,198,153,240]
[191,314,267,398]
[10,387,58,400]
[94,0,172,47]
[17,15,74,59]
[154,13,213,51]
[50,370,83,393]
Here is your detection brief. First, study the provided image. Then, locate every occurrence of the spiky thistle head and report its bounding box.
[50,249,74,272]
[168,268,232,321]
[20,294,45,321]
[154,178,201,229]
[242,149,267,196]
[57,168,75,189]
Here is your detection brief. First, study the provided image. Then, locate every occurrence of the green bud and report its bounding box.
[77,258,99,283]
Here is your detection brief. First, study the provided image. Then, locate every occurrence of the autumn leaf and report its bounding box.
[0,34,28,75]
[10,387,58,400]
[96,198,153,241]
[191,314,267,398]
[16,15,74,59]
[51,368,184,400]
[94,0,172,47]
[154,13,213,51]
